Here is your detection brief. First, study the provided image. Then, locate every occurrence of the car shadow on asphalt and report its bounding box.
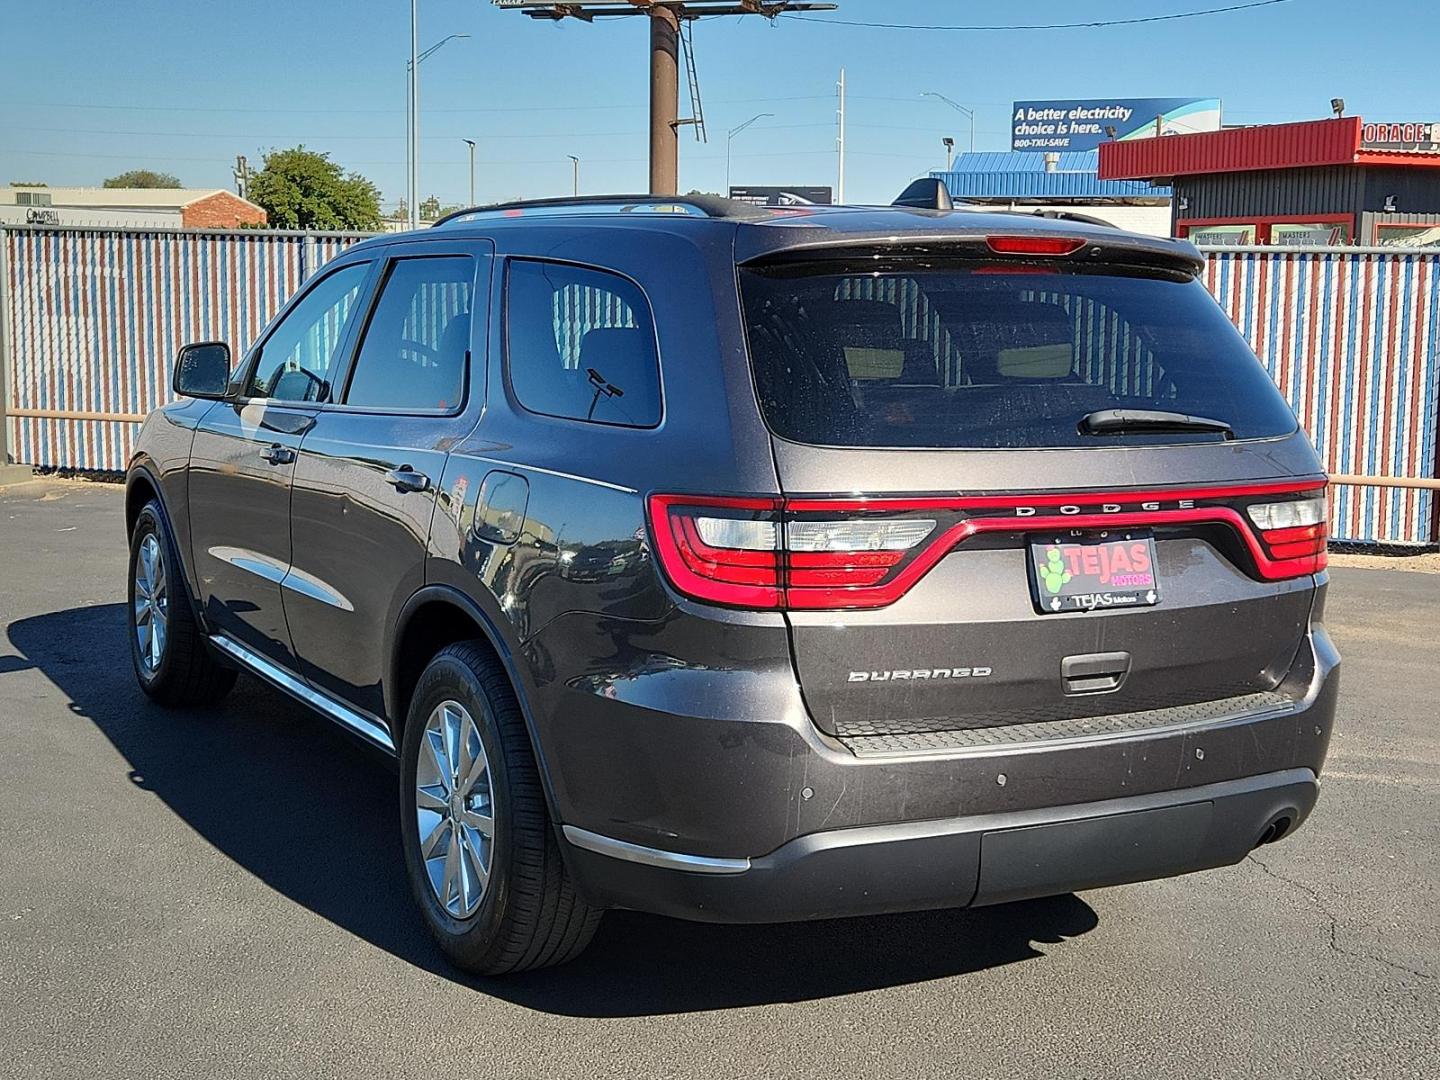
[9,602,1100,1017]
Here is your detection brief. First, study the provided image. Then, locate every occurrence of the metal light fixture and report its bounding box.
[462,139,476,206]
[942,136,955,171]
[726,112,773,193]
[922,92,976,153]
[1384,195,1398,212]
[1331,97,1345,118]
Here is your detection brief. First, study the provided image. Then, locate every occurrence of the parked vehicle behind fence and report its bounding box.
[124,191,1338,974]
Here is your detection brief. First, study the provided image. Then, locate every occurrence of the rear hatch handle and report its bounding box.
[1062,652,1132,695]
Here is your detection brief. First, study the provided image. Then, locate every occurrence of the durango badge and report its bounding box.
[848,667,993,683]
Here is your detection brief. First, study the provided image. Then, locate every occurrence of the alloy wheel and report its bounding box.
[415,699,496,919]
[133,533,169,674]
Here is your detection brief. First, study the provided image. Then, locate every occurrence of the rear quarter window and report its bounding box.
[504,259,662,428]
[739,262,1298,449]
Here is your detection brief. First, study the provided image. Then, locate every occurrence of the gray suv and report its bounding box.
[125,192,1338,974]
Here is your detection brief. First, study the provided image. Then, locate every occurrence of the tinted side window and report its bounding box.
[345,256,474,411]
[505,260,661,427]
[249,263,369,402]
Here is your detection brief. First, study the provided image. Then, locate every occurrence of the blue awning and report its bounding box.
[932,151,1170,200]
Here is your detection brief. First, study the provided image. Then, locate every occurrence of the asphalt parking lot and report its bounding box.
[1,478,1435,1080]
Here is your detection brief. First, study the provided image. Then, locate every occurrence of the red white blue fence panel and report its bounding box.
[1203,249,1438,545]
[3,228,1438,546]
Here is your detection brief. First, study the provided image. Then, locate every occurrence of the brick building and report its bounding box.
[0,186,266,229]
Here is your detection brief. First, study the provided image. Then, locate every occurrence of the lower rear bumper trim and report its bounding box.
[562,768,1318,923]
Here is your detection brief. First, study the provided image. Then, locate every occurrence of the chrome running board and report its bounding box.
[209,634,396,754]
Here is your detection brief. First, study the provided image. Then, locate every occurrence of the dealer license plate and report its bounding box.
[1028,532,1161,615]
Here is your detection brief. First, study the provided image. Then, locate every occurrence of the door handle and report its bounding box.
[384,466,431,494]
[260,444,295,466]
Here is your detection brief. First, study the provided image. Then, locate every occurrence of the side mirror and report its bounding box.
[173,341,232,399]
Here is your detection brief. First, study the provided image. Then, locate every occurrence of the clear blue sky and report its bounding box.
[2,0,1436,209]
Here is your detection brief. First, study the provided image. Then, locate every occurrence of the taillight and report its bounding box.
[985,235,1086,256]
[648,481,1330,611]
[656,495,783,608]
[1246,490,1328,575]
[648,495,936,610]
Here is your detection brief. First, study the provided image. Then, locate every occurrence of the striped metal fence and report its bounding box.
[2,226,1438,546]
[0,226,369,472]
[1204,248,1439,546]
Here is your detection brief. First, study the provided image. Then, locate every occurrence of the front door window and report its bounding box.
[248,263,369,402]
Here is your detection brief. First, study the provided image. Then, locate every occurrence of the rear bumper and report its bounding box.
[537,614,1337,921]
[564,768,1318,923]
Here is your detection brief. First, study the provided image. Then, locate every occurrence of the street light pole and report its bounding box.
[922,91,976,153]
[836,68,847,204]
[463,139,476,205]
[568,155,580,197]
[725,112,772,195]
[404,21,470,229]
[408,0,419,229]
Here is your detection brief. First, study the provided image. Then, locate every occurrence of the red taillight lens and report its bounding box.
[648,496,936,610]
[985,235,1086,256]
[1246,488,1329,577]
[650,495,784,608]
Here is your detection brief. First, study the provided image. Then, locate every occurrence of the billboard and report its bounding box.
[1012,98,1222,151]
[728,186,833,207]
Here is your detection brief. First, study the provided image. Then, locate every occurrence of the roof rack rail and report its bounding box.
[433,194,764,226]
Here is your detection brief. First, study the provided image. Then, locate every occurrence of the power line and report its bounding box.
[780,0,1296,31]
[8,120,980,141]
[9,147,839,166]
[0,94,835,116]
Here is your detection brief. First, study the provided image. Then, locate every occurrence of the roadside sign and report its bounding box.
[1012,97,1221,151]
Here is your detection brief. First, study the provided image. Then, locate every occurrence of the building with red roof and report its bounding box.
[1098,117,1440,246]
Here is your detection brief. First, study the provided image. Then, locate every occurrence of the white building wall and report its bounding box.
[0,205,181,228]
[996,202,1173,237]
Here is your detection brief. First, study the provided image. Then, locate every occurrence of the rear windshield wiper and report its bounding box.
[1079,408,1234,439]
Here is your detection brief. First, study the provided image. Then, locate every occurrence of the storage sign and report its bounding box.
[1011,97,1221,151]
[1361,122,1440,153]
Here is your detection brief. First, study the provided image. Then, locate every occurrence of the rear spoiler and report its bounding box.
[734,178,1197,273]
[743,230,1205,278]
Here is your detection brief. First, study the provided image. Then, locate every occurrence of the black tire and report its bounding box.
[127,500,237,707]
[399,642,601,975]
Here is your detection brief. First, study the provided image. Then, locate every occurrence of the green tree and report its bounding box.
[246,147,382,231]
[418,197,463,221]
[9,180,47,187]
[103,169,182,188]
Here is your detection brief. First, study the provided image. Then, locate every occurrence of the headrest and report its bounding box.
[578,327,652,384]
[577,327,661,424]
[437,310,471,358]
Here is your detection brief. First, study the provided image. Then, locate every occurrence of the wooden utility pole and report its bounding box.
[496,2,837,196]
[649,5,680,194]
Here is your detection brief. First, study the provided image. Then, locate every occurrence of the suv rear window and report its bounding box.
[739,262,1298,449]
